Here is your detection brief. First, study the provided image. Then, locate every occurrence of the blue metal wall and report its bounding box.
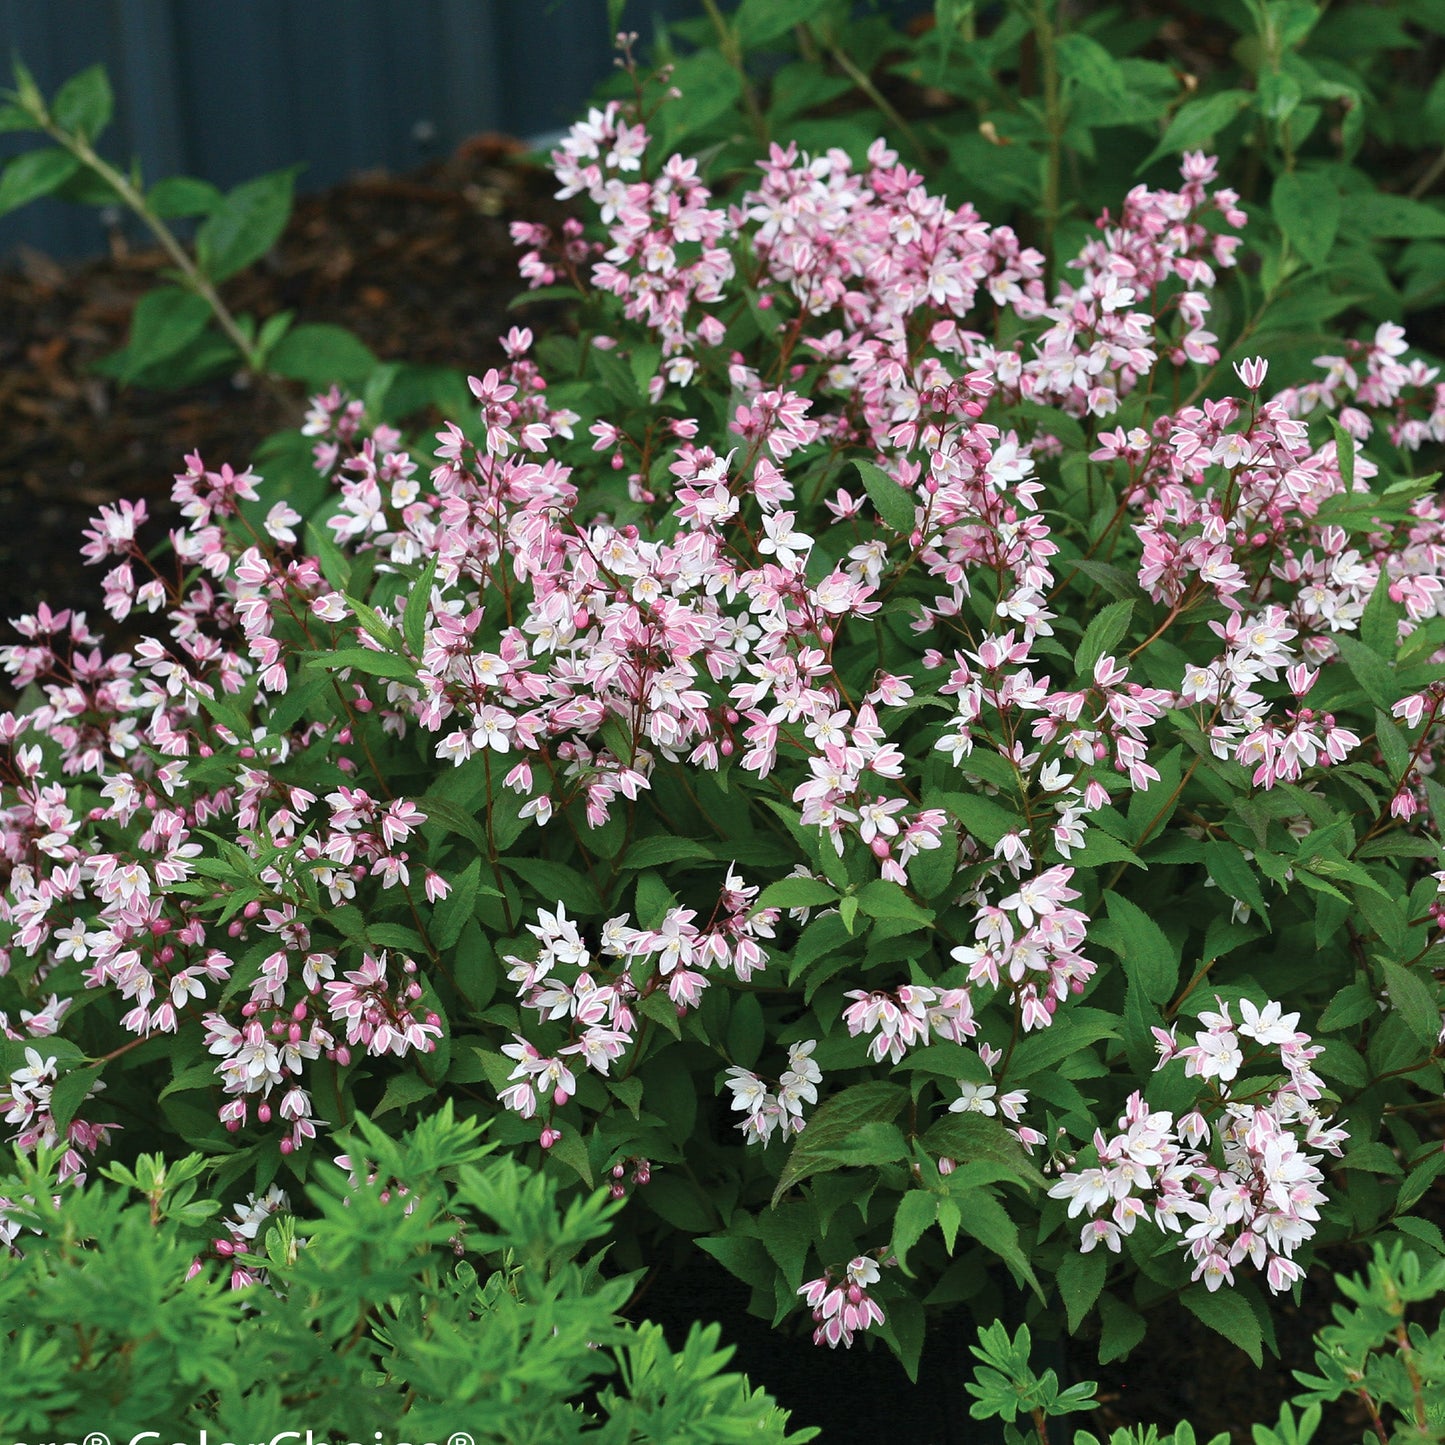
[0,0,697,260]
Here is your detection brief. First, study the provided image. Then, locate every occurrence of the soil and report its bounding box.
[1,129,1441,1445]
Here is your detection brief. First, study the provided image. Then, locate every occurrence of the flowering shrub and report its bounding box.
[2,61,1444,1380]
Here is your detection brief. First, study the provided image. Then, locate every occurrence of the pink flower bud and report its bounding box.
[539,1127,561,1149]
[257,1103,272,1124]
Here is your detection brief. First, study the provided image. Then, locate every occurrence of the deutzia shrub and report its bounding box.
[2,75,1444,1377]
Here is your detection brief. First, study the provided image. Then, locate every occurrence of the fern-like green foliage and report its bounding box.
[0,1104,816,1443]
[966,1242,1445,1445]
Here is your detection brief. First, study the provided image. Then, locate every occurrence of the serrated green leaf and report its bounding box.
[891,1190,938,1275]
[1056,1244,1107,1331]
[1093,892,1179,1004]
[1181,1283,1262,1365]
[1098,1292,1144,1363]
[119,287,213,383]
[0,147,81,217]
[373,1071,436,1118]
[268,323,378,387]
[854,458,918,533]
[1272,170,1339,267]
[147,175,224,218]
[48,1063,103,1134]
[922,1111,1046,1189]
[754,877,838,912]
[306,648,417,682]
[1140,91,1253,171]
[1379,960,1441,1049]
[197,166,299,283]
[736,0,831,44]
[1075,600,1135,680]
[502,856,603,917]
[1056,32,1129,101]
[772,1081,909,1205]
[52,64,112,139]
[1204,841,1269,919]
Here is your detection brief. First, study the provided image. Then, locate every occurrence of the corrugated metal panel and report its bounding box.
[0,0,695,261]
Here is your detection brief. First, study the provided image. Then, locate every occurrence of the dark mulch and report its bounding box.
[1,132,1442,1445]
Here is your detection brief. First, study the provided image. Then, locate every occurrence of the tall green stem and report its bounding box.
[699,0,769,148]
[39,119,263,372]
[1032,0,1064,278]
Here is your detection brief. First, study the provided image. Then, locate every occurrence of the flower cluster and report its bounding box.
[723,1040,821,1145]
[1047,999,1346,1293]
[797,1253,889,1349]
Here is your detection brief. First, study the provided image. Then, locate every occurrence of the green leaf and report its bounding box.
[1360,571,1404,658]
[697,1233,775,1293]
[856,879,933,928]
[755,1201,814,1289]
[754,877,838,912]
[1316,980,1376,1032]
[1074,600,1135,679]
[374,1071,436,1119]
[431,858,481,951]
[725,991,765,1070]
[1347,193,1445,239]
[735,0,831,44]
[1375,709,1411,780]
[1379,960,1441,1050]
[954,1187,1043,1300]
[1098,1292,1145,1363]
[934,791,1022,849]
[658,52,742,149]
[854,458,918,534]
[1332,634,1397,709]
[1056,32,1129,101]
[1203,841,1269,919]
[268,323,379,387]
[501,857,603,917]
[622,836,719,870]
[921,1111,1046,1189]
[403,553,438,661]
[119,287,213,382]
[306,648,417,682]
[1007,1008,1119,1084]
[147,175,224,218]
[197,167,299,283]
[52,64,112,139]
[772,1081,909,1205]
[1181,1284,1263,1366]
[1398,1149,1445,1212]
[891,1190,939,1274]
[1140,91,1253,171]
[1092,892,1179,1004]
[45,1063,101,1134]
[1272,170,1339,267]
[1056,1244,1107,1332]
[0,102,36,134]
[0,147,81,217]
